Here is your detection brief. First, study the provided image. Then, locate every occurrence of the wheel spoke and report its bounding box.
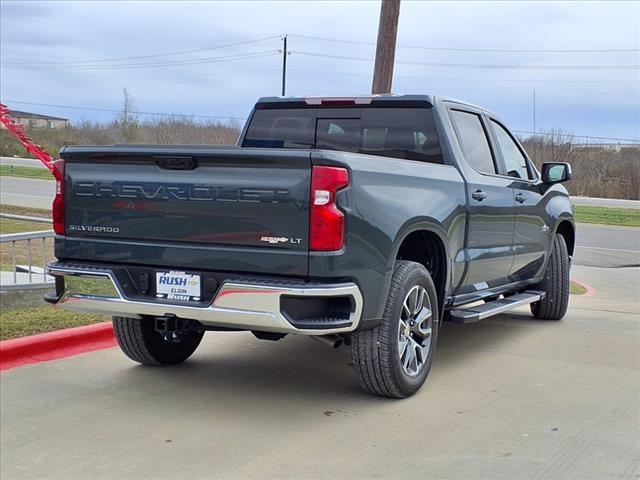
[399,319,409,333]
[414,287,425,315]
[402,300,411,320]
[399,335,409,358]
[413,307,433,336]
[398,283,434,377]
[402,341,416,372]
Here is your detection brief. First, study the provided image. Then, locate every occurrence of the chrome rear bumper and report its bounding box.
[46,263,363,335]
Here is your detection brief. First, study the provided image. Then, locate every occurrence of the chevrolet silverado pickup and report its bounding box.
[45,95,574,398]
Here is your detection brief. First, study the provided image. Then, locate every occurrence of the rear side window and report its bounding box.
[450,110,496,174]
[243,107,443,164]
[490,120,533,180]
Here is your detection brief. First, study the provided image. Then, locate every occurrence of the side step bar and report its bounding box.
[448,290,545,324]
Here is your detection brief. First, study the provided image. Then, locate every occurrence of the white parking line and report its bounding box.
[575,245,640,254]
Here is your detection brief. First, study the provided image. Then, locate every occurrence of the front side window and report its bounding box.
[450,110,496,174]
[490,120,533,180]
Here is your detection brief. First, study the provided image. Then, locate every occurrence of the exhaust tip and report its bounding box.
[311,334,344,349]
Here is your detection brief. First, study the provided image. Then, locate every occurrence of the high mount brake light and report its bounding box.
[52,160,65,235]
[310,165,349,251]
[304,97,373,106]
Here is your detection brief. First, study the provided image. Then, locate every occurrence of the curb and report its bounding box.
[0,321,116,371]
[571,279,597,297]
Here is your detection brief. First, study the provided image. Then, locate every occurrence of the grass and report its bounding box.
[0,204,105,341]
[0,204,51,218]
[570,281,587,295]
[0,204,53,270]
[0,307,106,341]
[573,205,639,227]
[0,164,54,180]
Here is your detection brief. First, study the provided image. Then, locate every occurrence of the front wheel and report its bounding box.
[113,316,204,366]
[351,261,439,398]
[531,233,570,320]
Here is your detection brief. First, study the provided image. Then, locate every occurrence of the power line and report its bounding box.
[285,67,639,84]
[3,51,280,71]
[292,51,640,70]
[2,100,246,121]
[4,100,637,143]
[290,34,640,54]
[2,36,281,67]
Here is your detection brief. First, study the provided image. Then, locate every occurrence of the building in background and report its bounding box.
[572,142,639,153]
[0,110,68,130]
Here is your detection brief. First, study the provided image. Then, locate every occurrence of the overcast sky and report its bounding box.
[1,0,638,141]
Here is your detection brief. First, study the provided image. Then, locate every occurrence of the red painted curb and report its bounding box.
[571,279,597,297]
[0,321,116,371]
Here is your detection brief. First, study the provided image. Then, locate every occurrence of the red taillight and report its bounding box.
[52,159,65,235]
[310,165,349,251]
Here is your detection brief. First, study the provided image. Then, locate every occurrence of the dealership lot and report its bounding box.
[1,265,638,480]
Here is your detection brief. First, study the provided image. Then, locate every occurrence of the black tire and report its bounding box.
[531,234,570,320]
[112,316,204,366]
[351,261,439,398]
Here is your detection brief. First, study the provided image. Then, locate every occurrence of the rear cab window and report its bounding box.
[243,106,444,165]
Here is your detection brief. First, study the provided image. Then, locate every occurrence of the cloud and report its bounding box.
[1,0,638,139]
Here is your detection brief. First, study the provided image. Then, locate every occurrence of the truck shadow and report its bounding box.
[114,311,548,409]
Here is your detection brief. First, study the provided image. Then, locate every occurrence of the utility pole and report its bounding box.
[281,34,288,96]
[371,0,401,94]
[533,89,537,162]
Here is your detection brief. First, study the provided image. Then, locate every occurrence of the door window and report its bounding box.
[491,120,533,180]
[450,110,496,174]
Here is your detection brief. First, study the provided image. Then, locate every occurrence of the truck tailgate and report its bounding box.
[60,147,311,276]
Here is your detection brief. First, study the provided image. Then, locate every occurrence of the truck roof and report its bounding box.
[255,94,485,111]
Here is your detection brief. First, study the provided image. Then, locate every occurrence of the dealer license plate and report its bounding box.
[156,271,201,301]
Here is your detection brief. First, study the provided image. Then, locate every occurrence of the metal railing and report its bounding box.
[0,230,55,290]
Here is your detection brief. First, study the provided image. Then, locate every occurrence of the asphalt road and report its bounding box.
[1,157,45,169]
[0,177,55,210]
[1,157,639,209]
[1,265,638,480]
[1,175,637,268]
[574,223,640,268]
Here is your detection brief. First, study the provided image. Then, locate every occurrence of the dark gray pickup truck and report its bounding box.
[45,95,574,398]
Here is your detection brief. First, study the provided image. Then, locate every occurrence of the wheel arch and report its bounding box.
[391,224,450,320]
[555,219,575,257]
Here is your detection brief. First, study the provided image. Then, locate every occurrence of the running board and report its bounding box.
[448,291,545,324]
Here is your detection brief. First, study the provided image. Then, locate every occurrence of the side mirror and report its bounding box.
[541,162,572,184]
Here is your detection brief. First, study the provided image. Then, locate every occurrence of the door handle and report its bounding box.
[515,193,526,203]
[472,190,487,201]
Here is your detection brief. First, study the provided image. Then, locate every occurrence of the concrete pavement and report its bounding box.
[1,265,638,480]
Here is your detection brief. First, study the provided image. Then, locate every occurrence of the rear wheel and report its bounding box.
[112,316,204,366]
[531,233,570,320]
[351,261,439,398]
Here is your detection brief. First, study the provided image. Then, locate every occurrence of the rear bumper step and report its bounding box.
[45,263,363,336]
[448,291,545,324]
